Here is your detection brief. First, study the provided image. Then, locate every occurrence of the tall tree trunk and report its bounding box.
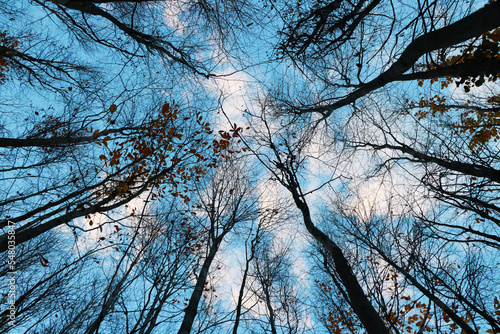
[233,231,259,334]
[287,181,389,334]
[177,238,221,334]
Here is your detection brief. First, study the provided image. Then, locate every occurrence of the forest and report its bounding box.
[0,0,499,333]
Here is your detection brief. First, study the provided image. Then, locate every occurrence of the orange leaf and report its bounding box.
[139,147,152,155]
[102,136,110,147]
[161,103,170,115]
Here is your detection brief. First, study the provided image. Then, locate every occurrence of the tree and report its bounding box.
[231,210,265,334]
[0,0,256,254]
[2,0,500,333]
[231,202,291,334]
[243,109,390,334]
[1,1,255,332]
[263,2,500,332]
[248,234,303,334]
[0,101,239,252]
[178,156,258,334]
[276,1,500,117]
[0,195,201,334]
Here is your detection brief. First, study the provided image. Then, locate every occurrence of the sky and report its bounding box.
[1,0,499,333]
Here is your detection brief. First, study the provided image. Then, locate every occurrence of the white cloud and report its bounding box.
[163,1,188,33]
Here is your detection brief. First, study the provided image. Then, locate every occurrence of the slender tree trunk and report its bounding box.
[368,143,500,183]
[0,126,139,148]
[177,238,221,334]
[370,242,479,334]
[233,233,258,334]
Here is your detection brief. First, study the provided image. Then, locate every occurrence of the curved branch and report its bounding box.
[301,1,500,116]
[367,142,500,183]
[50,0,213,78]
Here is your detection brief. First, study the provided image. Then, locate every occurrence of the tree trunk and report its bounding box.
[289,185,389,334]
[177,238,221,334]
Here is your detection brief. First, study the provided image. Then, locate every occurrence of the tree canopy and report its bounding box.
[1,0,500,333]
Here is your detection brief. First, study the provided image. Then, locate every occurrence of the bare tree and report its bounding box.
[2,0,500,333]
[177,156,259,334]
[243,108,390,334]
[247,234,303,334]
[0,101,227,253]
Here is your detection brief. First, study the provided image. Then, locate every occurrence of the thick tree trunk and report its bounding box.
[287,185,389,334]
[304,1,500,116]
